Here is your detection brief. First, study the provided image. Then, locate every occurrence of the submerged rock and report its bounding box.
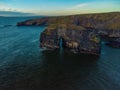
[40,24,101,56]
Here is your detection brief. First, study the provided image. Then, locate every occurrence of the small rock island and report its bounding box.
[17,12,120,56]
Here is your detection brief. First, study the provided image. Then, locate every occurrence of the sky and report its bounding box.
[0,0,120,16]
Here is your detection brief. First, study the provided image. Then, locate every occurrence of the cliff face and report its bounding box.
[17,12,120,55]
[40,24,101,55]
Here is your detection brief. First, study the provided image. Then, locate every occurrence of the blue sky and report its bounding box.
[0,0,120,16]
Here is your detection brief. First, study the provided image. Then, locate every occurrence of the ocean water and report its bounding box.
[0,17,120,90]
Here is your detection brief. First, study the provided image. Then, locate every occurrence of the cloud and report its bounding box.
[0,3,35,16]
[70,3,89,10]
[0,3,14,11]
[0,11,35,16]
[53,3,90,15]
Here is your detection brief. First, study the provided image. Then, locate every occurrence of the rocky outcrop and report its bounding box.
[98,29,120,48]
[17,17,50,26]
[40,24,101,55]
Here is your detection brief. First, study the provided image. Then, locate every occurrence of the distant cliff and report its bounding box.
[17,12,120,55]
[17,12,120,30]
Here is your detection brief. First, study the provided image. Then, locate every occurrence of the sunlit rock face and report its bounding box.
[40,24,101,56]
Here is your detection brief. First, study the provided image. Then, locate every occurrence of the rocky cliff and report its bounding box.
[17,12,120,30]
[40,24,101,55]
[17,12,120,55]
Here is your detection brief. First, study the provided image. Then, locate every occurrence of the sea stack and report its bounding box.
[40,24,101,56]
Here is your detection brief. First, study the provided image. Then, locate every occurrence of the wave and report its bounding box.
[0,25,4,28]
[0,24,15,28]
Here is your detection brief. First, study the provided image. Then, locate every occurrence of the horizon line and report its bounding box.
[0,11,120,17]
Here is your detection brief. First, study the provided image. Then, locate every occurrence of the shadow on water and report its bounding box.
[38,50,99,90]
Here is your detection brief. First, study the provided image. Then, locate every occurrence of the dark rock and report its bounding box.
[17,18,49,26]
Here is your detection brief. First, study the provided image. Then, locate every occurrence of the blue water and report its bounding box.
[0,17,120,90]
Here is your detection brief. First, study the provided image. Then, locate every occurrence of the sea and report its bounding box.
[0,17,120,90]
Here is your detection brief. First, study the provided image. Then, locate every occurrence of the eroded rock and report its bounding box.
[40,24,101,56]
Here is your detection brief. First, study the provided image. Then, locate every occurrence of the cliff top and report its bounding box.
[17,12,120,31]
